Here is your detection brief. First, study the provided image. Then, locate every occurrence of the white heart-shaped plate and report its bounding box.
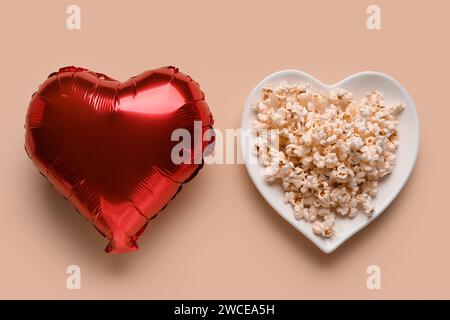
[240,70,420,253]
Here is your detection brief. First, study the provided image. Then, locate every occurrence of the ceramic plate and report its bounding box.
[240,70,420,253]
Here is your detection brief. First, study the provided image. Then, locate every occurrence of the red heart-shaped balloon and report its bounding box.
[25,66,214,253]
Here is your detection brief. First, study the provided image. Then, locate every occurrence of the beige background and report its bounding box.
[0,0,448,299]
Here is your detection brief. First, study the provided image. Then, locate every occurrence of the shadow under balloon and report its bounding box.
[33,157,217,277]
[239,154,421,267]
[36,165,212,273]
[38,177,133,271]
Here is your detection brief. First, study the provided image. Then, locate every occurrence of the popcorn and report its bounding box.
[252,83,403,238]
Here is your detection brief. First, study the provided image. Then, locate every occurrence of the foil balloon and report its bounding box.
[25,66,214,253]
